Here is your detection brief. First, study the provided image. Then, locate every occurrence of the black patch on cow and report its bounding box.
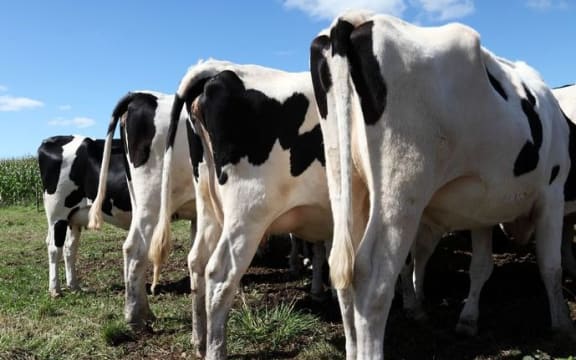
[108,92,139,136]
[168,95,185,151]
[290,124,326,174]
[167,78,211,152]
[65,138,130,215]
[513,84,543,176]
[120,125,132,182]
[553,84,575,90]
[185,119,204,179]
[54,220,68,247]
[198,70,324,184]
[404,252,413,266]
[89,140,131,214]
[37,135,74,194]
[523,84,537,108]
[310,35,332,120]
[124,93,158,168]
[486,69,508,101]
[330,19,355,57]
[348,21,387,125]
[514,142,539,176]
[65,138,90,208]
[549,165,560,185]
[219,171,228,185]
[563,111,576,201]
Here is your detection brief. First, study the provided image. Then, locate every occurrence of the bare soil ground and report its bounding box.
[155,229,576,359]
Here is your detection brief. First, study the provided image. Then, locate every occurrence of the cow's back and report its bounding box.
[352,14,570,231]
[198,66,331,241]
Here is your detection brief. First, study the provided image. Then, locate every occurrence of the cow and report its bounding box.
[310,10,573,359]
[37,135,131,297]
[149,59,335,359]
[400,84,576,336]
[554,84,576,277]
[88,90,196,329]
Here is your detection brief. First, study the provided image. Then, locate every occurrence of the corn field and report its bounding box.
[0,156,42,206]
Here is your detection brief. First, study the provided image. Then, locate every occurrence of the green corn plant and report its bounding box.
[0,156,42,206]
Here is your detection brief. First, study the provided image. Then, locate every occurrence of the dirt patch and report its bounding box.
[151,229,576,359]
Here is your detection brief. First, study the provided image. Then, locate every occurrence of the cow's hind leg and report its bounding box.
[456,227,493,336]
[204,224,264,360]
[47,221,67,297]
[401,224,440,320]
[353,207,421,360]
[288,234,304,274]
[561,218,576,279]
[534,193,573,332]
[188,215,221,358]
[123,216,156,329]
[63,225,82,291]
[337,287,357,360]
[310,242,326,300]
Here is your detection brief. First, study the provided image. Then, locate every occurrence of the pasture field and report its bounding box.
[1,206,576,359]
[0,206,337,359]
[0,154,575,359]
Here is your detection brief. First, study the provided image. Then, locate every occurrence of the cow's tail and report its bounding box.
[88,93,134,230]
[149,63,216,292]
[326,19,357,290]
[149,93,184,293]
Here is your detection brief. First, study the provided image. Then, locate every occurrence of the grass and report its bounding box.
[2,204,575,359]
[0,205,194,359]
[0,157,338,358]
[0,206,334,359]
[229,298,320,355]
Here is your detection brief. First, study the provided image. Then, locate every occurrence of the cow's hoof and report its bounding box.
[127,312,156,332]
[68,284,82,292]
[550,322,575,336]
[405,306,427,322]
[310,291,328,302]
[455,319,478,337]
[50,289,62,298]
[128,320,154,334]
[192,338,206,359]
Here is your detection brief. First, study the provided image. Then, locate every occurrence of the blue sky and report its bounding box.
[1,0,574,158]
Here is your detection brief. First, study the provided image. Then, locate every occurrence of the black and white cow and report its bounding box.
[554,84,576,278]
[88,91,196,328]
[311,10,573,359]
[150,59,334,358]
[38,135,131,297]
[399,84,576,336]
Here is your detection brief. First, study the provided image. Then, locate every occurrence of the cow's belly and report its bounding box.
[173,200,197,220]
[424,174,537,232]
[267,205,332,243]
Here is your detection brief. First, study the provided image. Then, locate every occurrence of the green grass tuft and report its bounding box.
[228,298,320,355]
[299,340,344,360]
[100,320,135,346]
[35,301,61,320]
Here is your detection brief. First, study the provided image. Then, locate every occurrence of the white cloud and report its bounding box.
[48,117,96,128]
[283,0,406,20]
[414,0,474,20]
[0,95,44,112]
[58,104,72,111]
[283,0,475,21]
[526,0,567,9]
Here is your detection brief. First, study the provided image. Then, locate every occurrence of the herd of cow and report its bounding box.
[34,9,576,359]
